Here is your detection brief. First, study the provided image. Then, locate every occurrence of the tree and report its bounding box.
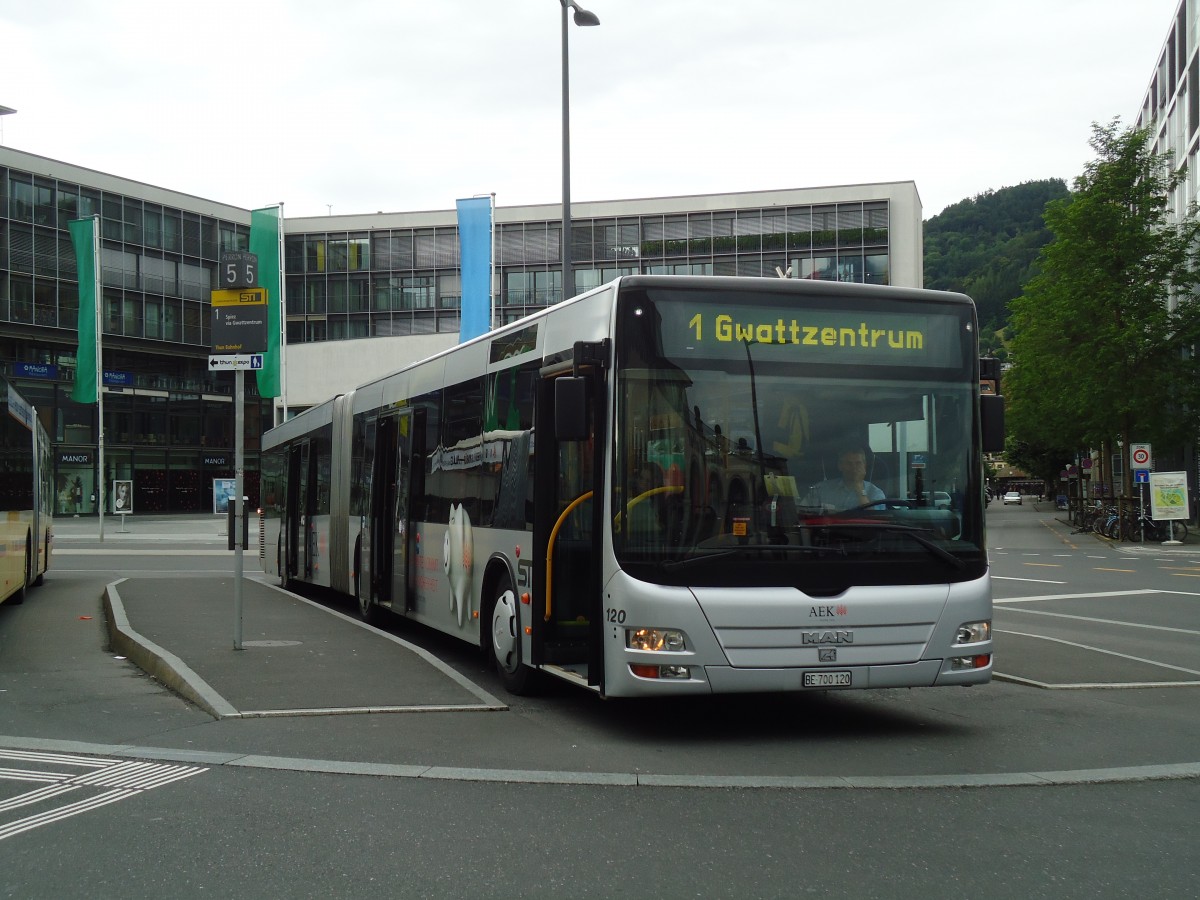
[1006,120,1200,496]
[1004,437,1074,488]
[925,179,1068,332]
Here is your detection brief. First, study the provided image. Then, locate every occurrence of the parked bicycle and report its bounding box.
[1149,518,1189,542]
[1113,510,1188,542]
[1072,504,1105,534]
[1070,502,1189,542]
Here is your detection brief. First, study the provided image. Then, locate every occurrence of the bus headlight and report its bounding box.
[950,654,992,671]
[626,627,686,652]
[630,664,691,679]
[955,621,991,644]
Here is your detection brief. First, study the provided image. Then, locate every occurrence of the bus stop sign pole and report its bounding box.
[233,367,244,650]
[211,256,265,651]
[211,256,267,652]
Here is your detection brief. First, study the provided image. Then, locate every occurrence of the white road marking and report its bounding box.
[994,589,1160,604]
[994,673,1200,690]
[997,629,1200,677]
[998,606,1200,636]
[992,576,1067,585]
[0,749,206,841]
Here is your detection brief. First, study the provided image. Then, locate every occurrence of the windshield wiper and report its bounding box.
[661,544,820,570]
[814,522,966,570]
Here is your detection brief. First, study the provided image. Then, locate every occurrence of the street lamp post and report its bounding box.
[560,0,599,303]
[0,105,16,146]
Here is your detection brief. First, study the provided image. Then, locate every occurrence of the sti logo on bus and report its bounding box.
[801,630,854,645]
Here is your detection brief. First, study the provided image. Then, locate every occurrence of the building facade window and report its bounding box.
[3,151,914,508]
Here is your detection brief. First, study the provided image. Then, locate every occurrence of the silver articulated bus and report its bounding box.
[261,275,1003,698]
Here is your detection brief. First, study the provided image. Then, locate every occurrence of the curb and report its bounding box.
[103,579,239,719]
[0,733,1196,791]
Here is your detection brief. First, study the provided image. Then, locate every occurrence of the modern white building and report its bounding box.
[1134,1,1200,496]
[1137,1,1199,221]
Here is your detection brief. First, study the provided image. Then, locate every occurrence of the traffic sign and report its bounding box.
[1131,443,1152,470]
[208,354,264,371]
[1134,470,1149,484]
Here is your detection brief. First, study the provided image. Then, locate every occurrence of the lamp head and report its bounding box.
[566,1,600,26]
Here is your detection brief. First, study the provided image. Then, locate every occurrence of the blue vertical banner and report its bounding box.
[456,196,492,342]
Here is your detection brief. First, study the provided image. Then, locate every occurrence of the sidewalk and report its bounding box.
[104,576,505,719]
[54,513,236,543]
[54,512,505,719]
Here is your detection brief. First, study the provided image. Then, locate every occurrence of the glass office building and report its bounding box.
[1,147,920,512]
[284,196,901,343]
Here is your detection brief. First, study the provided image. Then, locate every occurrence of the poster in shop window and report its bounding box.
[213,478,237,515]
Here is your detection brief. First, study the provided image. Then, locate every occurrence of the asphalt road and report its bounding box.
[0,504,1196,898]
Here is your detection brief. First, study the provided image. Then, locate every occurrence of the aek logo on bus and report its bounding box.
[809,605,848,618]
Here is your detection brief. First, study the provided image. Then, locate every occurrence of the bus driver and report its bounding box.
[803,448,885,512]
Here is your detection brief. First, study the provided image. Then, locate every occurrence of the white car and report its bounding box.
[1002,491,1022,505]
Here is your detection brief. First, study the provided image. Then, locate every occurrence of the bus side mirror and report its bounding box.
[981,394,1005,453]
[555,377,589,441]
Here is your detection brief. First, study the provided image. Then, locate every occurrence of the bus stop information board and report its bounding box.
[1149,471,1190,521]
[210,288,267,354]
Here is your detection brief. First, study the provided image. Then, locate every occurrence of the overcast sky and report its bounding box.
[0,0,1180,221]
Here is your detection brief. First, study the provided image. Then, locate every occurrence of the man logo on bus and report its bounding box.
[444,503,474,627]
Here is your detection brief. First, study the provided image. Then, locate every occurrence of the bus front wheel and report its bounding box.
[490,575,533,694]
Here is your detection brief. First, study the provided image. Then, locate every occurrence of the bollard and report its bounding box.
[226,498,249,551]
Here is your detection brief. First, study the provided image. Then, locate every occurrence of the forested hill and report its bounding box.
[924,179,1069,355]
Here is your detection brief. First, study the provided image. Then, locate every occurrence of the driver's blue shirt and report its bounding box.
[803,479,885,511]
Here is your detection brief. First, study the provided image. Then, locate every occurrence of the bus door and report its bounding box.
[284,441,307,582]
[368,410,415,610]
[533,341,609,688]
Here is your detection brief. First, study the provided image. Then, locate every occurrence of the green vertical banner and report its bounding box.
[68,217,98,404]
[249,206,282,398]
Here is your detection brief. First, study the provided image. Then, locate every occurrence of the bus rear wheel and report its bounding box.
[490,574,533,694]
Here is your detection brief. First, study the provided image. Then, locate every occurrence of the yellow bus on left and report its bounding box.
[0,374,52,606]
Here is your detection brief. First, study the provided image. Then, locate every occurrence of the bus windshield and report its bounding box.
[612,285,985,591]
